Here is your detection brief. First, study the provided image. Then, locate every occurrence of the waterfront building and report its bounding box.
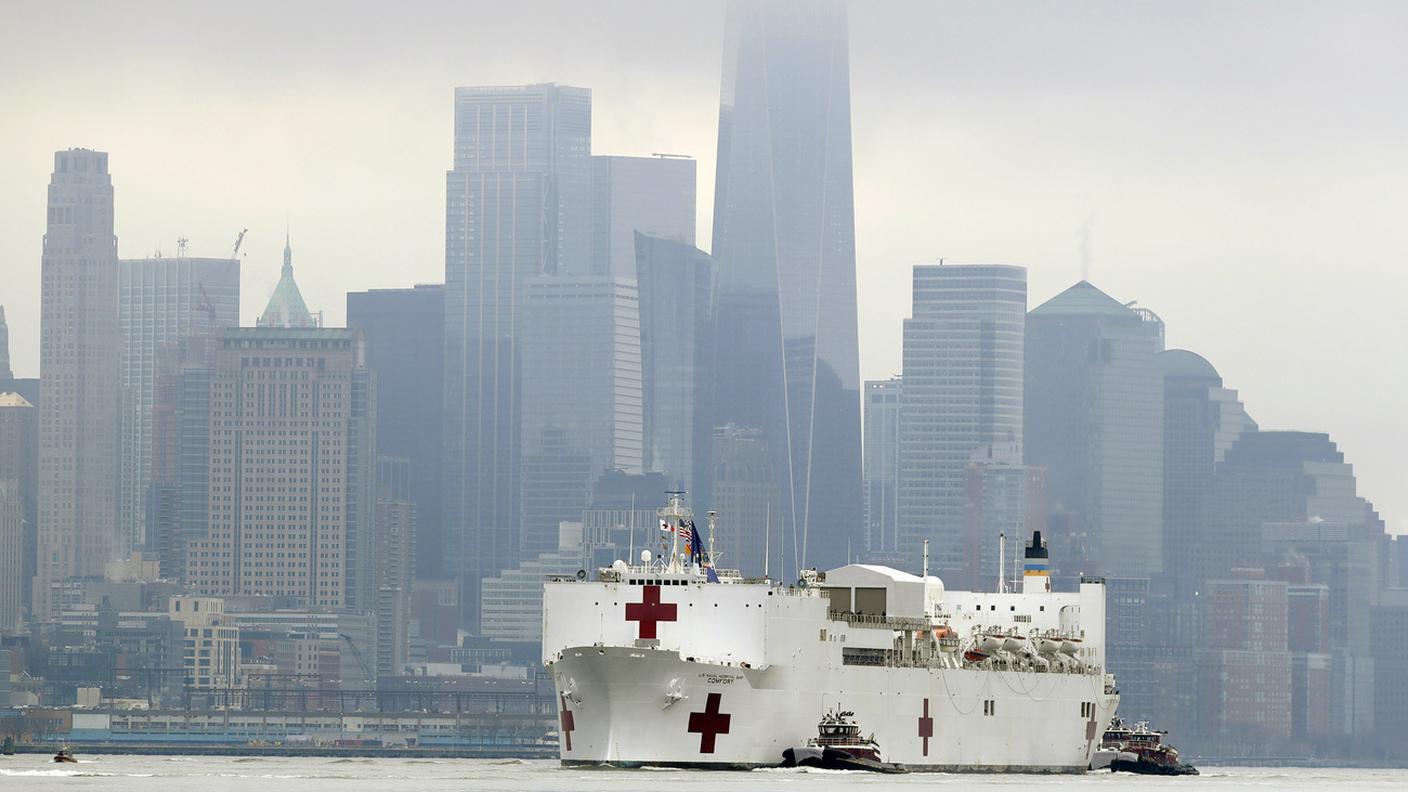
[1370,589,1408,753]
[1025,281,1165,577]
[711,0,862,574]
[899,264,1026,575]
[36,149,122,618]
[347,284,444,579]
[443,84,592,628]
[863,377,901,562]
[592,155,696,279]
[633,233,716,498]
[117,254,239,553]
[168,596,238,690]
[1194,570,1293,742]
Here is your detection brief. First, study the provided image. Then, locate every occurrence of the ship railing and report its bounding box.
[828,611,930,632]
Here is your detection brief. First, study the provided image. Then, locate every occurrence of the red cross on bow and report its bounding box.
[687,692,732,754]
[625,584,678,639]
[559,694,575,751]
[918,697,934,756]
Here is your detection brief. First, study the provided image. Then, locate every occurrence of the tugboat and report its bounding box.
[1090,718,1196,776]
[52,746,78,763]
[781,710,907,773]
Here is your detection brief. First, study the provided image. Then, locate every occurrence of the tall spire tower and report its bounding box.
[258,234,317,328]
[711,0,862,573]
[0,305,12,383]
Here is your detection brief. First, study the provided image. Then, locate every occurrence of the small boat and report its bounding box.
[53,747,78,763]
[781,710,907,773]
[1092,718,1196,776]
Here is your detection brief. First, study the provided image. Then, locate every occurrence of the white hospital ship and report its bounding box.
[541,494,1119,771]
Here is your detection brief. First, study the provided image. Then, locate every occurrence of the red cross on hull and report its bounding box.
[559,694,575,751]
[918,697,934,756]
[625,584,678,639]
[687,692,731,753]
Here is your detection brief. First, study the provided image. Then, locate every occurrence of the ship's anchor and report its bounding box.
[663,677,688,709]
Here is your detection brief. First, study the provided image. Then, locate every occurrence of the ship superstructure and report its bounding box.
[542,495,1118,771]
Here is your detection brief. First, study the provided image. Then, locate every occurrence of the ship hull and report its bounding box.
[550,646,1117,772]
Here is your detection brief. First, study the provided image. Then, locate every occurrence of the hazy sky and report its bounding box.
[2,1,1405,532]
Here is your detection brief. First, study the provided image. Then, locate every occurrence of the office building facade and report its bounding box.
[443,84,592,627]
[117,255,239,553]
[862,377,901,561]
[1158,349,1256,595]
[347,284,444,580]
[37,149,122,618]
[633,233,716,498]
[518,276,642,559]
[1025,281,1165,577]
[592,155,696,279]
[186,325,373,610]
[898,264,1026,575]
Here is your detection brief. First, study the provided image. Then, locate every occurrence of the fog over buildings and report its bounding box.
[2,1,1404,529]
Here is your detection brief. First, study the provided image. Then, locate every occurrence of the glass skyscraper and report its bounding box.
[711,0,862,574]
[1025,281,1165,577]
[443,84,592,628]
[898,264,1027,576]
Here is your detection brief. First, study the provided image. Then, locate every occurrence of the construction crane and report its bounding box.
[196,283,217,327]
[231,228,248,259]
[340,633,375,687]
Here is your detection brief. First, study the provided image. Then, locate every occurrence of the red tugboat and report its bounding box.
[781,710,907,773]
[1090,718,1197,776]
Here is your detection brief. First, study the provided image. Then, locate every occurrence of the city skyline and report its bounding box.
[2,2,1403,531]
[3,2,1408,765]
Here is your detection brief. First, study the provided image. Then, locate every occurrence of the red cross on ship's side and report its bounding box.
[625,584,678,639]
[687,692,731,753]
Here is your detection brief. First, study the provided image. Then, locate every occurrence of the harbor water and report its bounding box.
[2,756,1406,791]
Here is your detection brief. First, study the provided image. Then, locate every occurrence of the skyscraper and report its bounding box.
[186,325,374,609]
[0,480,21,630]
[898,264,1026,576]
[0,306,10,383]
[1025,281,1165,577]
[518,276,642,559]
[592,155,696,279]
[0,391,37,616]
[1158,349,1256,595]
[117,255,239,554]
[712,0,861,573]
[634,233,716,498]
[862,377,901,562]
[347,284,444,580]
[187,266,372,608]
[443,84,591,628]
[36,149,122,618]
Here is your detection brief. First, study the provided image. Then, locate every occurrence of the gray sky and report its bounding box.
[2,0,1404,532]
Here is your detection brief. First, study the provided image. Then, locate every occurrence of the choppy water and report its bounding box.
[1,756,1405,791]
